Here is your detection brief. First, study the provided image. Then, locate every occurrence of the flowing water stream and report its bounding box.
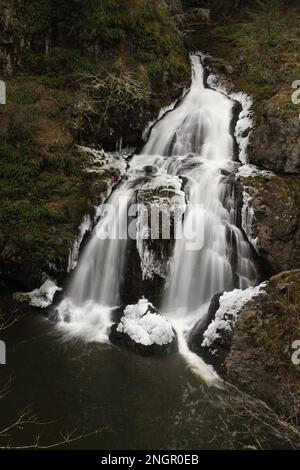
[56,54,257,382]
[1,55,273,450]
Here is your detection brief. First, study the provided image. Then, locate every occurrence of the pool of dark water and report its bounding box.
[0,313,288,450]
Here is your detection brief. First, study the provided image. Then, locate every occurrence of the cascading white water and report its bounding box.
[139,55,256,311]
[68,188,133,307]
[143,54,256,382]
[56,186,135,342]
[56,54,256,382]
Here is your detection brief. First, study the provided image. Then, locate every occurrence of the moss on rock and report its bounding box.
[225,270,300,417]
[0,0,190,289]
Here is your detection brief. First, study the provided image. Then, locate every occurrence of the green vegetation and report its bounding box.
[5,0,188,84]
[182,0,253,18]
[0,97,87,264]
[0,0,189,284]
[82,71,151,125]
[191,0,300,110]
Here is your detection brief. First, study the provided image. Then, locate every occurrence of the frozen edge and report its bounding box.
[14,279,62,308]
[67,146,127,272]
[202,282,267,350]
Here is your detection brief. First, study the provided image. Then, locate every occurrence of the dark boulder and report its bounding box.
[189,271,300,419]
[224,270,300,417]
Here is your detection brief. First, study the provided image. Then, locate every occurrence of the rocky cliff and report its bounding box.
[0,0,190,290]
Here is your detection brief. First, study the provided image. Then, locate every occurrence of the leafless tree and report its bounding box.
[0,312,106,449]
[0,377,106,449]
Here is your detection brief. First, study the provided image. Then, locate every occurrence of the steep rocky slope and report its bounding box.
[248,99,300,174]
[0,0,190,290]
[238,171,300,274]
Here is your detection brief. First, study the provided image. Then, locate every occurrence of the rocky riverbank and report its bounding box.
[189,270,300,419]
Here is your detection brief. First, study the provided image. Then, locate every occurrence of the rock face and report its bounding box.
[0,0,190,297]
[249,98,300,174]
[238,170,300,274]
[188,293,224,369]
[110,299,178,356]
[188,283,267,375]
[0,147,123,290]
[191,270,300,416]
[227,270,300,415]
[121,175,186,305]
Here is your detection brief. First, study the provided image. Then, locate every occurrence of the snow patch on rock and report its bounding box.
[238,164,275,178]
[202,282,266,349]
[117,299,175,346]
[79,145,127,176]
[140,173,183,193]
[137,243,167,281]
[231,91,253,165]
[14,279,61,308]
[237,165,274,253]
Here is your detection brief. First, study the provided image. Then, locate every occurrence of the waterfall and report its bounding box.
[68,188,134,307]
[56,186,135,342]
[56,54,257,380]
[141,55,256,311]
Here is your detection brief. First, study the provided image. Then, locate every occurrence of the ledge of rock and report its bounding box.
[121,174,186,305]
[248,97,300,174]
[188,283,267,375]
[189,270,300,417]
[110,298,178,356]
[238,167,300,273]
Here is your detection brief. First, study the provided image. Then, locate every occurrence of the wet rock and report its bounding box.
[144,165,158,175]
[109,298,178,356]
[189,284,266,375]
[226,271,300,415]
[188,293,225,371]
[178,175,190,191]
[238,171,300,273]
[192,271,300,417]
[249,99,300,174]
